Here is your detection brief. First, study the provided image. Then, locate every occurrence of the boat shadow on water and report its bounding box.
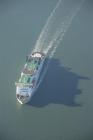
[28,58,89,107]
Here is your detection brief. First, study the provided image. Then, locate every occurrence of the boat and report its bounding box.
[15,52,46,104]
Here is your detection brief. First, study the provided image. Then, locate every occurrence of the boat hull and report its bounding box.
[15,53,46,104]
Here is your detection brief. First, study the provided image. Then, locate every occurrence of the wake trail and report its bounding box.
[33,0,62,52]
[33,0,85,90]
[43,0,84,56]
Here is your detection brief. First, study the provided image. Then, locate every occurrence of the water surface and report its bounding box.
[0,0,93,140]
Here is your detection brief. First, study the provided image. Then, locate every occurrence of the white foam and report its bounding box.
[33,0,62,52]
[32,0,85,90]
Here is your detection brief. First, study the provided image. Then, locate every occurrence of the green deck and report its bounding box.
[19,75,32,84]
[18,58,39,84]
